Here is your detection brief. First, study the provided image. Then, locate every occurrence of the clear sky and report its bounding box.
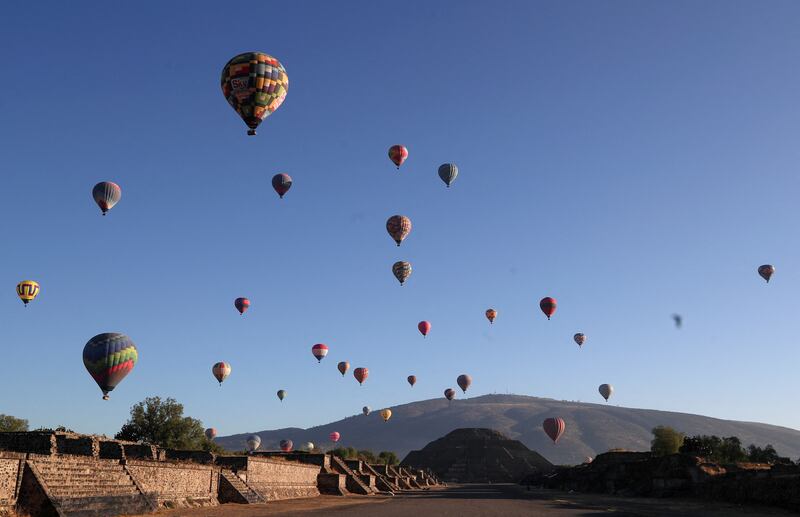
[2,1,800,438]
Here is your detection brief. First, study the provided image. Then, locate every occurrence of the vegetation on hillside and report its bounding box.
[0,414,28,432]
[330,446,399,465]
[650,426,790,464]
[651,426,685,456]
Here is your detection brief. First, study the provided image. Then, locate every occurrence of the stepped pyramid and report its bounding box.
[401,428,554,483]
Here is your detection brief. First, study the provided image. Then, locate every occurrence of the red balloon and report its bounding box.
[388,145,409,169]
[279,439,293,452]
[311,344,328,363]
[417,321,431,337]
[329,432,340,443]
[543,417,566,443]
[407,375,417,387]
[353,367,369,385]
[540,297,557,320]
[234,297,250,315]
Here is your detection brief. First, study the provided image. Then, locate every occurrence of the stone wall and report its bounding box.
[0,433,55,456]
[244,457,320,500]
[125,459,219,508]
[165,449,216,464]
[0,454,23,506]
[54,434,97,457]
[123,443,158,460]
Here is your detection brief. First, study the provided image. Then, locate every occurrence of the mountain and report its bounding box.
[215,394,800,465]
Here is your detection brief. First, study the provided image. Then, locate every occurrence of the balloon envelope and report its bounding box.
[540,297,557,320]
[311,344,328,362]
[92,181,121,215]
[543,417,566,443]
[337,361,350,376]
[407,375,417,387]
[329,432,340,443]
[457,374,472,393]
[277,389,287,401]
[362,406,371,416]
[234,297,250,315]
[83,333,138,400]
[418,321,431,337]
[246,435,261,452]
[16,280,40,305]
[388,145,409,168]
[758,264,775,283]
[212,362,231,385]
[353,367,369,385]
[280,439,293,452]
[272,173,292,198]
[386,215,412,246]
[221,52,288,135]
[304,442,314,451]
[444,388,456,401]
[380,409,392,422]
[438,163,458,187]
[485,309,497,324]
[392,261,412,285]
[574,333,586,347]
[205,428,217,440]
[599,384,614,401]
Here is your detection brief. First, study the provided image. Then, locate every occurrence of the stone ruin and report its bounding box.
[0,431,440,516]
[401,428,554,483]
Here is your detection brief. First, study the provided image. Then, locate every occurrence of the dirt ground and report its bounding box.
[132,484,794,516]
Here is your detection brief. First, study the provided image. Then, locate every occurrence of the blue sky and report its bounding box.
[2,1,800,438]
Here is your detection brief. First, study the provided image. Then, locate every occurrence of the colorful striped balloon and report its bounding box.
[16,280,40,306]
[543,417,566,443]
[353,367,369,385]
[392,261,412,285]
[386,215,412,246]
[82,333,138,400]
[312,344,328,362]
[92,181,121,215]
[212,362,231,385]
[329,432,341,443]
[540,297,557,320]
[221,52,288,136]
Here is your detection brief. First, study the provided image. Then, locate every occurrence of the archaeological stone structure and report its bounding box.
[0,431,440,516]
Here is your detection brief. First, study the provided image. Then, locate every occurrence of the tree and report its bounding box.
[377,451,399,465]
[330,446,357,460]
[680,434,747,463]
[357,449,376,463]
[0,414,28,432]
[115,397,204,449]
[650,426,685,456]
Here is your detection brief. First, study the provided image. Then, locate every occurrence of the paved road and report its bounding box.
[145,484,792,516]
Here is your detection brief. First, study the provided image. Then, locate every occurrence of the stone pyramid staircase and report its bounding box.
[31,457,155,516]
[219,469,265,504]
[329,456,373,494]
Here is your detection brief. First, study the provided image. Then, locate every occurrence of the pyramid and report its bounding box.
[401,428,554,483]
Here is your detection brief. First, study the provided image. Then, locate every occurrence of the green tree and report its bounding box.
[115,397,204,449]
[650,426,685,456]
[0,414,28,432]
[747,444,780,463]
[330,446,357,459]
[377,451,399,465]
[680,435,747,463]
[357,449,376,463]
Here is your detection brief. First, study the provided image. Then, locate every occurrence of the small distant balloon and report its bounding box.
[362,406,371,416]
[92,181,121,215]
[418,321,431,337]
[212,362,231,385]
[392,261,412,285]
[234,297,250,315]
[277,389,287,402]
[205,428,217,440]
[758,264,775,283]
[311,344,329,362]
[574,333,586,347]
[388,145,409,169]
[444,388,456,401]
[438,163,458,187]
[280,439,293,452]
[337,361,350,376]
[246,434,261,452]
[485,309,497,324]
[672,314,682,329]
[354,367,369,385]
[598,384,614,402]
[16,280,40,306]
[304,442,315,451]
[329,432,340,443]
[386,215,412,246]
[380,409,393,422]
[543,417,565,444]
[407,375,417,387]
[457,374,472,394]
[272,173,292,199]
[540,297,557,320]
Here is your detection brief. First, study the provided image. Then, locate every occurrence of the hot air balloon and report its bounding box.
[16,280,40,306]
[540,297,557,320]
[380,409,392,422]
[758,264,775,283]
[543,417,565,444]
[574,333,586,347]
[221,52,288,136]
[407,375,417,387]
[353,367,369,385]
[438,163,458,187]
[585,457,594,464]
[304,442,315,451]
[246,435,261,452]
[457,374,472,394]
[388,145,408,169]
[280,439,293,452]
[418,321,431,337]
[444,388,456,401]
[672,314,682,329]
[272,173,292,199]
[337,361,350,376]
[83,333,138,400]
[277,389,287,402]
[362,406,371,416]
[485,309,497,324]
[386,215,412,246]
[92,181,121,215]
[205,428,217,440]
[311,344,328,362]
[329,432,340,443]
[234,297,250,315]
[598,384,614,402]
[392,261,412,285]
[212,362,231,385]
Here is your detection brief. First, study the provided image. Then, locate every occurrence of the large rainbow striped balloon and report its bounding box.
[83,333,138,400]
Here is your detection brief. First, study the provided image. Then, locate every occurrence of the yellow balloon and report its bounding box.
[16,280,40,305]
[380,409,392,422]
